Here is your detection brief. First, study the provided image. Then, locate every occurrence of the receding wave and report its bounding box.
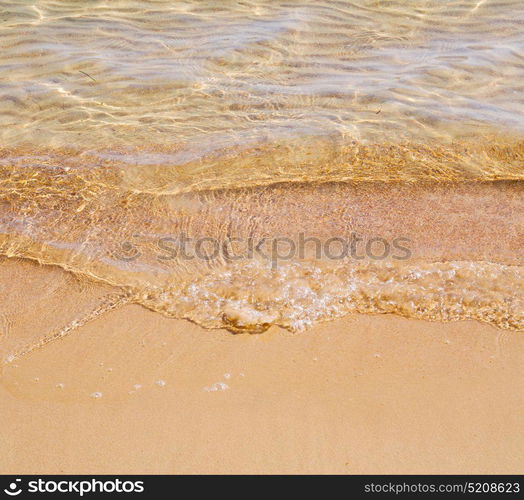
[0,177,522,333]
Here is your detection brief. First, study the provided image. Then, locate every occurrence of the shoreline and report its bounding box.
[1,180,522,333]
[1,257,523,474]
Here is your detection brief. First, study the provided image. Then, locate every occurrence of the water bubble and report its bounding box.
[204,382,229,392]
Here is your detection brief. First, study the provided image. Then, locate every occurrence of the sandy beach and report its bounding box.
[1,258,523,475]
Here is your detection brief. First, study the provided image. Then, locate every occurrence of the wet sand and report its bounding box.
[1,259,523,474]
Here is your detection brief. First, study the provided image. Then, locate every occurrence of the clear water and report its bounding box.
[0,0,523,342]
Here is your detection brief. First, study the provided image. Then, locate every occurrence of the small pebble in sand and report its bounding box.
[91,392,103,399]
[56,383,65,389]
[155,380,166,387]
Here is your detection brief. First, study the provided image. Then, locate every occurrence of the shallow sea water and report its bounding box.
[1,0,524,184]
[0,0,523,347]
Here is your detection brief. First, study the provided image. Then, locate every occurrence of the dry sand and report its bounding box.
[0,258,523,474]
